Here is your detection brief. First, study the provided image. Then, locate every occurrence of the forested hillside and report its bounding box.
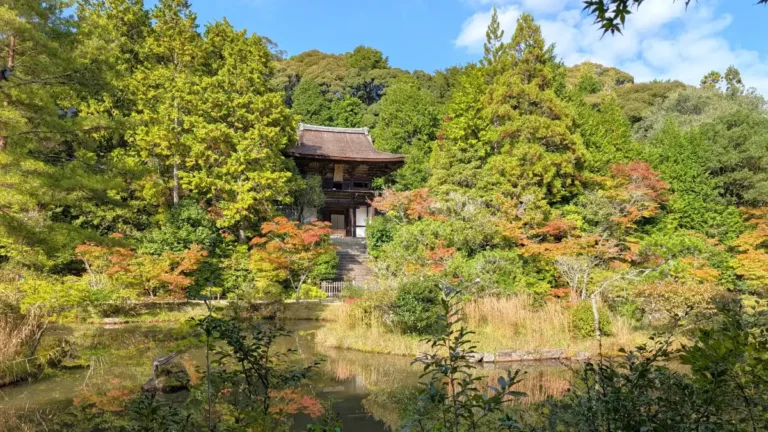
[2,0,768,430]
[0,0,765,321]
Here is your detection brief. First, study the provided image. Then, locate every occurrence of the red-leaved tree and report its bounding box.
[249,217,335,302]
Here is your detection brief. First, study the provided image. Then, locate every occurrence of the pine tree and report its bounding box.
[700,70,723,91]
[724,65,744,96]
[130,0,201,206]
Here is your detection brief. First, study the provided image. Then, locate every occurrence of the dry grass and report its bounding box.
[465,296,645,355]
[0,306,50,386]
[317,295,648,357]
[0,306,47,364]
[315,302,432,355]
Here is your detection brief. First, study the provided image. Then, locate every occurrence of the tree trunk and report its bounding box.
[295,274,307,303]
[238,221,247,244]
[0,35,17,151]
[172,158,180,205]
[591,295,602,345]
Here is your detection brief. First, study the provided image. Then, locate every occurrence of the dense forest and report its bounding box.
[2,0,768,431]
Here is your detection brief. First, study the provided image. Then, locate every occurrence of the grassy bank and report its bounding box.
[72,300,339,324]
[316,296,648,358]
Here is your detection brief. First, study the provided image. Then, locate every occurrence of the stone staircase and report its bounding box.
[332,238,373,284]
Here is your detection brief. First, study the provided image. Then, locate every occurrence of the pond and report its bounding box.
[0,321,574,431]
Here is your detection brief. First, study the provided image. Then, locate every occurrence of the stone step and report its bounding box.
[332,238,373,283]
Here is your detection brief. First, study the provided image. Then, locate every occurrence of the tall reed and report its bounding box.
[0,306,48,364]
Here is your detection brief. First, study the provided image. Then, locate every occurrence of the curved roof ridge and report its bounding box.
[288,123,405,163]
[299,123,369,135]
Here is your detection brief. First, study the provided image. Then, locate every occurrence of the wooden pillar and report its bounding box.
[347,207,353,237]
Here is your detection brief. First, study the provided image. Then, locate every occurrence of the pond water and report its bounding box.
[0,321,573,431]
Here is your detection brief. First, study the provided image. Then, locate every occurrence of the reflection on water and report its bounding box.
[0,321,574,431]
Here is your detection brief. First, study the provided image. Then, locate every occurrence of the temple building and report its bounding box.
[286,123,405,237]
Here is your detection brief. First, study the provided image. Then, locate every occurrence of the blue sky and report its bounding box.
[184,0,768,94]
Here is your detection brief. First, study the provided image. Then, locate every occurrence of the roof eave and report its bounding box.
[286,151,405,163]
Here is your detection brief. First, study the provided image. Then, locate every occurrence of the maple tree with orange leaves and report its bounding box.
[371,188,437,222]
[732,208,768,293]
[74,243,207,298]
[605,162,669,232]
[249,217,335,302]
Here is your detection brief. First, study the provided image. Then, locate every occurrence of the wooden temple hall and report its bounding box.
[286,123,405,237]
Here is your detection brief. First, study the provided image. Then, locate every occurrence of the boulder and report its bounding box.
[465,352,483,363]
[481,352,495,363]
[141,354,190,394]
[574,351,592,362]
[494,349,566,362]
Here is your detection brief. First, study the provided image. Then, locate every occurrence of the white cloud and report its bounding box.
[462,0,572,14]
[455,0,768,96]
[454,5,523,53]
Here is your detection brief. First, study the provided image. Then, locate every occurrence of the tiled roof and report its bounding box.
[287,123,405,163]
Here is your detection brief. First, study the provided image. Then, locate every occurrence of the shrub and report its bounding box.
[340,285,366,300]
[570,301,612,338]
[366,215,397,258]
[297,284,327,300]
[308,250,339,283]
[447,250,552,298]
[393,278,442,335]
[244,300,286,320]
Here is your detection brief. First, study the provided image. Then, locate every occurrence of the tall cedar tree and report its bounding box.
[184,20,295,241]
[480,14,582,223]
[428,66,489,198]
[130,0,201,206]
[480,6,508,82]
[427,10,504,196]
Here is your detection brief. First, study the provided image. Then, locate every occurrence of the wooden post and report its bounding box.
[0,34,16,151]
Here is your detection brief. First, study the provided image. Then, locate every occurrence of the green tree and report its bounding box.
[291,79,331,125]
[130,0,201,206]
[700,70,723,91]
[613,80,688,124]
[428,66,489,198]
[724,65,744,96]
[0,0,77,151]
[329,95,364,127]
[700,66,744,96]
[480,13,582,213]
[481,6,509,81]
[373,76,441,189]
[646,122,744,241]
[285,174,325,223]
[183,20,295,240]
[0,0,139,273]
[346,45,388,71]
[633,86,764,140]
[573,93,635,175]
[698,109,768,207]
[567,61,634,93]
